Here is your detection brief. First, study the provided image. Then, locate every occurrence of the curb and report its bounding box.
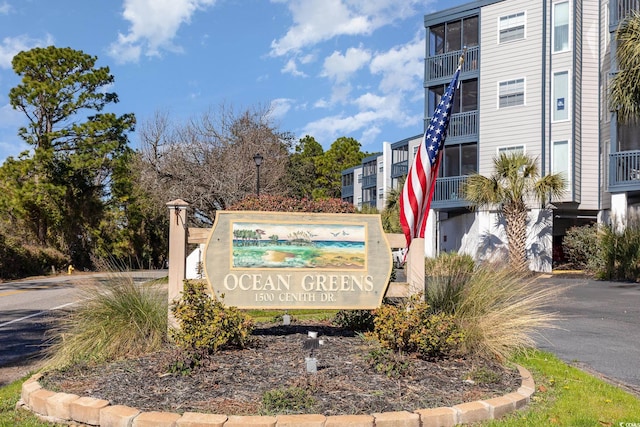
[18,365,535,426]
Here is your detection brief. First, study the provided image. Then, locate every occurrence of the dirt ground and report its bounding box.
[38,321,521,416]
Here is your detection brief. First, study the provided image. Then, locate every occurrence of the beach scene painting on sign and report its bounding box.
[231,222,366,269]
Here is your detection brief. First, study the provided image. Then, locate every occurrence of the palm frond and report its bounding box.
[610,12,640,123]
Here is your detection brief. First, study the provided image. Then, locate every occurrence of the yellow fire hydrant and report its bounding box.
[67,265,74,275]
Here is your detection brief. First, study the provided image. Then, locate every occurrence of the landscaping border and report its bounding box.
[17,365,534,426]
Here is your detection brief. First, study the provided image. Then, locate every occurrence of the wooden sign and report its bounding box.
[203,211,393,309]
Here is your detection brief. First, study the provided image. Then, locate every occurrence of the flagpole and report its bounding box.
[400,46,468,266]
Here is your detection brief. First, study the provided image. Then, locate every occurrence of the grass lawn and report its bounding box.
[482,350,640,426]
[0,380,63,427]
[2,349,639,426]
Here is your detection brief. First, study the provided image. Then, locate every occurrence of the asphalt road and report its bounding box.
[535,274,640,395]
[0,271,167,370]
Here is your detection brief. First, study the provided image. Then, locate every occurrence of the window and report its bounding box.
[498,145,525,156]
[618,122,640,151]
[429,79,478,114]
[357,174,362,183]
[499,78,525,108]
[553,2,569,52]
[342,173,353,187]
[379,188,384,199]
[429,16,478,56]
[553,71,569,121]
[379,164,384,173]
[552,140,569,184]
[499,12,525,43]
[439,143,477,177]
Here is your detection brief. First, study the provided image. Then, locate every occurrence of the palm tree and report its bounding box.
[381,179,403,233]
[610,11,640,123]
[461,152,566,270]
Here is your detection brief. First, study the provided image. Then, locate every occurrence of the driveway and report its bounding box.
[535,273,640,395]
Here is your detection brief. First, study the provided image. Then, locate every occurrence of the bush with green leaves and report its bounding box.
[598,219,640,281]
[365,346,411,378]
[424,252,475,314]
[562,223,602,272]
[170,280,254,361]
[331,309,375,332]
[45,275,167,369]
[261,387,316,414]
[371,295,464,359]
[0,232,69,280]
[228,195,355,213]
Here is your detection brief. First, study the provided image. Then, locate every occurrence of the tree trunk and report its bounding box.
[503,202,528,270]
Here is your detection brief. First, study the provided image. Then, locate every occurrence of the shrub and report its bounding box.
[45,274,167,369]
[371,296,464,359]
[455,266,561,361]
[424,252,475,314]
[332,309,375,332]
[228,195,356,213]
[0,232,69,280]
[562,223,602,272]
[365,346,411,378]
[261,386,316,415]
[598,219,640,281]
[170,280,254,361]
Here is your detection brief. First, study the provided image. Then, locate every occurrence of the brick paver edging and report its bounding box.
[18,365,535,426]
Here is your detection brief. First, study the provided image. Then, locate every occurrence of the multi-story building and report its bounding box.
[341,0,640,271]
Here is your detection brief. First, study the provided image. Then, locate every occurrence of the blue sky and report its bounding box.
[0,0,468,163]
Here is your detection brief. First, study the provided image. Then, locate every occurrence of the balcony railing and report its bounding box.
[391,160,408,178]
[362,174,377,188]
[425,46,479,82]
[426,111,478,142]
[610,0,640,26]
[431,176,470,208]
[341,185,354,198]
[609,151,640,191]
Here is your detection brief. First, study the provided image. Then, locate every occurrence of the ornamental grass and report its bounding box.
[44,273,168,369]
[424,253,563,362]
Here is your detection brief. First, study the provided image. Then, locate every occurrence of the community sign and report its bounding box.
[203,211,393,309]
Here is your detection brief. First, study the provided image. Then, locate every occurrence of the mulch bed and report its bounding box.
[40,321,521,416]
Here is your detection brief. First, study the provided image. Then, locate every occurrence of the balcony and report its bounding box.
[431,176,470,209]
[425,111,478,143]
[610,0,640,27]
[341,185,354,198]
[425,46,479,83]
[609,151,640,192]
[391,160,408,178]
[362,174,377,188]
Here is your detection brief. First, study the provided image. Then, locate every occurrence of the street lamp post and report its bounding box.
[253,153,263,196]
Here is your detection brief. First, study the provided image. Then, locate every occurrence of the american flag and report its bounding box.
[399,64,461,253]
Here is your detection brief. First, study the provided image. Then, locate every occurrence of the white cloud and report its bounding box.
[0,34,54,69]
[328,83,352,105]
[321,45,371,83]
[370,33,424,94]
[0,2,11,14]
[269,98,294,120]
[281,58,306,77]
[108,0,216,64]
[303,88,421,147]
[270,0,423,57]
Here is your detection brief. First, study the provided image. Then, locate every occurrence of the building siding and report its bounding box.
[479,1,544,176]
[579,0,602,209]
